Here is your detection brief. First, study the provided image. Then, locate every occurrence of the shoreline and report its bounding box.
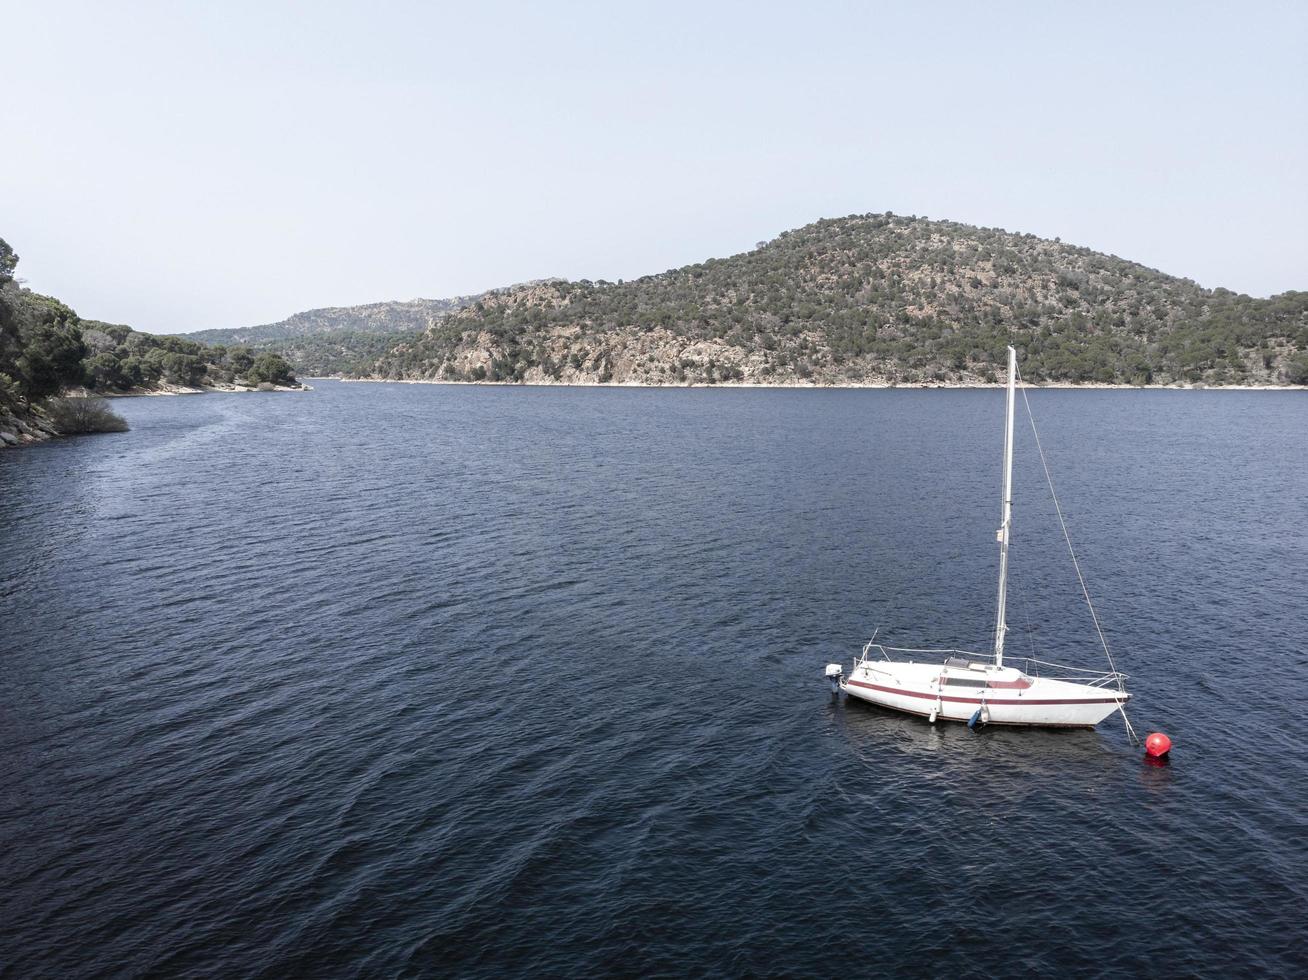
[310,376,1307,392]
[101,382,312,397]
[2,383,311,449]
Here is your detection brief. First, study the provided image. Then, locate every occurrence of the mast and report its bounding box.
[993,346,1017,667]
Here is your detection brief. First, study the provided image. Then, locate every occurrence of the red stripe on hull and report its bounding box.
[845,678,1124,707]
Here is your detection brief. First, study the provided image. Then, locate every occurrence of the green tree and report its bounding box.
[0,239,16,281]
[161,351,205,385]
[84,351,132,389]
[245,352,294,385]
[226,347,255,376]
[18,321,87,398]
[0,239,21,405]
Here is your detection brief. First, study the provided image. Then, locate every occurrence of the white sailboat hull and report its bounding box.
[841,660,1128,729]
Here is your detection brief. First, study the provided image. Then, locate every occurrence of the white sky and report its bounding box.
[3,0,1305,333]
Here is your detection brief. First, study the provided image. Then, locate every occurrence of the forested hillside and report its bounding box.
[1,237,297,445]
[251,329,424,377]
[360,214,1307,387]
[184,287,549,376]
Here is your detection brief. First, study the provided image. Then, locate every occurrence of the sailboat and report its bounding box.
[828,346,1134,729]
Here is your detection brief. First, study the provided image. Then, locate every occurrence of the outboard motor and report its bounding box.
[825,663,844,694]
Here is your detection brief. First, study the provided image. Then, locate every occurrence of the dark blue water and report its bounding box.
[2,382,1305,977]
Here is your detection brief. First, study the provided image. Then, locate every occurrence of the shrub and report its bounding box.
[1284,355,1308,386]
[45,395,129,434]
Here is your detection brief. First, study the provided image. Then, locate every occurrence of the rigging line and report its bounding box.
[1014,365,1125,694]
[1118,703,1141,745]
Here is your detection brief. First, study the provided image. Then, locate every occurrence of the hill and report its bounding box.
[358,214,1307,387]
[186,296,483,347]
[183,288,552,378]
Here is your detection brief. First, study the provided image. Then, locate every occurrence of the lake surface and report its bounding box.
[2,381,1305,976]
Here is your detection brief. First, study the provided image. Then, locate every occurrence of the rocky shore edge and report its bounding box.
[0,403,57,447]
[1,382,310,449]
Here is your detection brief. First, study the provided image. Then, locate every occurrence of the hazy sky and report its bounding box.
[4,1,1305,333]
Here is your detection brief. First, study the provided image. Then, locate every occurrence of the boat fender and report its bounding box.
[968,707,983,729]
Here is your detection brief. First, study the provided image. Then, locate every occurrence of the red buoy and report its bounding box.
[1145,732,1172,758]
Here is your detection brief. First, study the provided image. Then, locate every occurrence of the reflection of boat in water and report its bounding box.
[831,693,1126,780]
[827,347,1136,734]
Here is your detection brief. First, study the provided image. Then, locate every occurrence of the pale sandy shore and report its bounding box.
[312,376,1306,392]
[100,382,312,397]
